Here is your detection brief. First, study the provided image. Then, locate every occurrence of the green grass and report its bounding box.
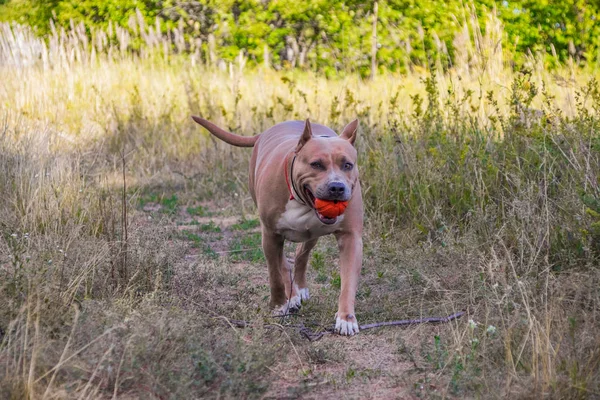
[229,233,264,263]
[231,218,260,231]
[186,205,207,217]
[160,194,179,214]
[199,221,221,233]
[179,229,220,259]
[180,230,205,247]
[311,250,329,284]
[137,192,179,214]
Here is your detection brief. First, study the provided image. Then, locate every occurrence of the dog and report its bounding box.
[192,117,363,335]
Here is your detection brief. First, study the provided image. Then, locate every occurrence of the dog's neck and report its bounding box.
[285,152,308,206]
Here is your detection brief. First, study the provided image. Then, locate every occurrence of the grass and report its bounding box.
[231,218,260,231]
[1,19,600,399]
[186,205,207,217]
[229,233,264,263]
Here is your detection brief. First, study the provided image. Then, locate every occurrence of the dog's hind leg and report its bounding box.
[262,230,287,312]
[279,253,302,312]
[294,238,318,302]
[263,230,302,314]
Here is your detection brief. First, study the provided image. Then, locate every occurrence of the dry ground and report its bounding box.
[114,194,500,399]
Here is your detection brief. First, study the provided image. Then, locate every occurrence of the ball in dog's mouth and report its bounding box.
[304,186,339,225]
[316,211,338,225]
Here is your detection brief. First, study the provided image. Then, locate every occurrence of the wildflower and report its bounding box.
[468,319,477,329]
[470,338,479,345]
[486,325,497,335]
[11,233,17,238]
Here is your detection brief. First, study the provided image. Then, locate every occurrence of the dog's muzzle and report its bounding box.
[304,184,350,225]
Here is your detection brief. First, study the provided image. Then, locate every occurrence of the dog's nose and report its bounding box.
[328,182,346,196]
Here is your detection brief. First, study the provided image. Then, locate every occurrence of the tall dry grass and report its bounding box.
[0,12,599,399]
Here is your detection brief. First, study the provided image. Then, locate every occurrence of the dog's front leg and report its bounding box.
[334,232,363,335]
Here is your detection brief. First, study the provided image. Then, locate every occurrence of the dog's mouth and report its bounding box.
[304,186,338,225]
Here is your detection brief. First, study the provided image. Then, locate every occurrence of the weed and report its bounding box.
[199,221,221,233]
[331,272,341,290]
[180,230,205,247]
[160,194,179,214]
[179,230,218,258]
[310,250,329,283]
[186,205,206,216]
[138,192,160,208]
[231,218,260,231]
[229,233,264,262]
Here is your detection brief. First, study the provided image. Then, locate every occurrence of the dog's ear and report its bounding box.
[295,118,313,152]
[340,119,359,145]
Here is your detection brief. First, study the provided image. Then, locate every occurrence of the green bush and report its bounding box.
[2,0,600,72]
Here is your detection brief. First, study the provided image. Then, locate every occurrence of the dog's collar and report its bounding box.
[285,154,308,205]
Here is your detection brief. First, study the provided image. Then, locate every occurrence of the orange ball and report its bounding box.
[314,199,349,218]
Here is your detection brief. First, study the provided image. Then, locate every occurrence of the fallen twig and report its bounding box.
[218,310,466,342]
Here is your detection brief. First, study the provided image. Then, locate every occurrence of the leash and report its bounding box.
[218,310,467,341]
[285,154,307,205]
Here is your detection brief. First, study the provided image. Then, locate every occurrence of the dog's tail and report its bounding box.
[192,116,259,147]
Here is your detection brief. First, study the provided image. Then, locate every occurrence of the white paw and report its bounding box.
[335,314,360,336]
[288,294,301,309]
[298,287,310,302]
[272,295,302,316]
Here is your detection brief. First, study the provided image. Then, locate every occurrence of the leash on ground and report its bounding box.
[219,310,466,342]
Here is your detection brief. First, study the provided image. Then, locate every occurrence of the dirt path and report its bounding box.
[138,200,461,399]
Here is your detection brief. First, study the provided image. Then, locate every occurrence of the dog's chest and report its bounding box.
[275,200,342,242]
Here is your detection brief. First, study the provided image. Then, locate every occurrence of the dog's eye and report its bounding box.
[310,161,324,170]
[343,162,354,171]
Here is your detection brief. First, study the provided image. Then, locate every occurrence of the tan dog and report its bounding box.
[192,117,363,335]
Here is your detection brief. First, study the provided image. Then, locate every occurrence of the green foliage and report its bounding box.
[0,0,159,32]
[361,70,600,268]
[2,0,600,71]
[54,0,158,29]
[583,194,600,252]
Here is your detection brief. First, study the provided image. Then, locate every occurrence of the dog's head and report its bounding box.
[292,119,359,224]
